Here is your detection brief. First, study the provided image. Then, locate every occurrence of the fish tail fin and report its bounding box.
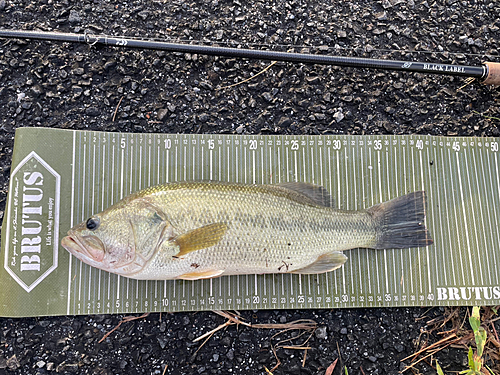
[367,191,433,249]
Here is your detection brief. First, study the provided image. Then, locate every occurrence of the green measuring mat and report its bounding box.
[1,127,499,317]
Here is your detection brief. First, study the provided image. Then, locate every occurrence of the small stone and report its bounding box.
[199,113,210,122]
[382,121,395,132]
[85,107,100,116]
[315,326,327,340]
[394,344,404,353]
[337,30,347,38]
[306,76,321,84]
[157,109,169,120]
[333,111,344,122]
[47,363,55,371]
[104,60,116,70]
[68,10,82,23]
[375,11,387,20]
[277,116,292,127]
[0,0,6,11]
[31,85,43,96]
[340,327,348,334]
[239,332,252,342]
[236,124,245,134]
[226,348,234,360]
[261,92,273,102]
[73,67,85,75]
[157,337,167,349]
[6,355,20,370]
[213,354,219,361]
[368,356,377,363]
[137,10,149,20]
[36,360,46,368]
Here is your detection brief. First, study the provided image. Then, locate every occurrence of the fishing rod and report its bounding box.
[1,29,499,86]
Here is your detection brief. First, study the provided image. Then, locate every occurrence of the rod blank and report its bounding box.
[1,29,498,85]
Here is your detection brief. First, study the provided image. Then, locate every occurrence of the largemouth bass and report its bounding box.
[61,182,433,280]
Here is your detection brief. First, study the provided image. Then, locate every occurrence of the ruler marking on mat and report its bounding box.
[456,151,474,284]
[485,148,500,283]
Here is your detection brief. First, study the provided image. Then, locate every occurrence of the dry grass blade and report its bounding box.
[99,312,149,343]
[405,306,500,374]
[401,333,458,362]
[192,320,234,343]
[216,61,277,90]
[281,346,312,350]
[252,319,317,331]
[112,95,124,122]
[193,311,317,373]
[458,77,475,90]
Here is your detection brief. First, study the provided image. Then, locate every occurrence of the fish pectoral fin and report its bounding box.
[177,269,225,280]
[174,223,228,257]
[290,252,347,274]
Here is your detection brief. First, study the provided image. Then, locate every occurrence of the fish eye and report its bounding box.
[86,217,100,231]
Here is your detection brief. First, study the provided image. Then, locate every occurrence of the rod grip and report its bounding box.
[482,62,500,86]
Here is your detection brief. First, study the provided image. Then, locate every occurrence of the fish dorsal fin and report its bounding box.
[174,223,228,257]
[290,252,347,274]
[177,269,225,280]
[275,182,334,207]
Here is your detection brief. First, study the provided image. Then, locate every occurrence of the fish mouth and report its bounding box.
[61,234,105,263]
[61,235,81,255]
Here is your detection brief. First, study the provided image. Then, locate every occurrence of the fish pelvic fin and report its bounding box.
[290,252,347,274]
[174,223,228,257]
[177,269,224,280]
[368,191,434,249]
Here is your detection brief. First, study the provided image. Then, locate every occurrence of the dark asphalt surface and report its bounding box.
[0,0,499,374]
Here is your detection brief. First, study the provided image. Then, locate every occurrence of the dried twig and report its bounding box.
[194,311,317,372]
[458,77,475,90]
[112,95,124,122]
[99,312,149,343]
[401,333,458,362]
[216,61,277,90]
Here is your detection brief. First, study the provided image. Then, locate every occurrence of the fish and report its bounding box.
[61,181,433,280]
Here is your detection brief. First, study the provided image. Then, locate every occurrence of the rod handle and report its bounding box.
[482,62,500,86]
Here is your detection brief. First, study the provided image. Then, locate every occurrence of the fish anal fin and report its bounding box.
[276,182,334,207]
[291,252,347,274]
[177,269,224,280]
[174,223,228,257]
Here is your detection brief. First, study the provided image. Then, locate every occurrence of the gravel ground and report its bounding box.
[0,0,500,374]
